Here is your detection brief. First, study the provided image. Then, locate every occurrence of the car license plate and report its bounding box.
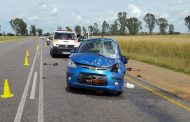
[62,52,70,54]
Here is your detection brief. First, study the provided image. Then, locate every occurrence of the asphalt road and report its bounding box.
[0,37,190,122]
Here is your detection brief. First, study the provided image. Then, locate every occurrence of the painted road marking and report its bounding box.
[38,40,44,122]
[30,72,38,99]
[14,43,39,122]
[125,76,190,112]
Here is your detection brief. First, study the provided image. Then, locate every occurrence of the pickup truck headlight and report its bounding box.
[68,60,77,68]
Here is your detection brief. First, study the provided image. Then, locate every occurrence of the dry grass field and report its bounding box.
[0,36,28,43]
[107,35,190,101]
[109,35,190,75]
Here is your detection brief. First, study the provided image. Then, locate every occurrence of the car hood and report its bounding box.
[70,53,121,67]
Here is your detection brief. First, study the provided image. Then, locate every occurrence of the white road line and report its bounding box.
[30,72,38,99]
[38,40,44,122]
[14,44,39,122]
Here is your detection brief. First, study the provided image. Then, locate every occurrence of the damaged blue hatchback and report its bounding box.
[66,38,128,95]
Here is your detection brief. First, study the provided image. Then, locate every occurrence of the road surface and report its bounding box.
[0,37,190,122]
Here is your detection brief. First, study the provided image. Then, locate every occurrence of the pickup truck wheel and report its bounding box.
[50,49,56,58]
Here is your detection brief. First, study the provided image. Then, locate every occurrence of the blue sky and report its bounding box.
[0,0,190,33]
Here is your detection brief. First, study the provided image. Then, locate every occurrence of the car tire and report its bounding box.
[67,85,76,91]
[115,91,122,96]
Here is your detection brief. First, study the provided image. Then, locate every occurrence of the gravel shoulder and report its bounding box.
[126,60,190,102]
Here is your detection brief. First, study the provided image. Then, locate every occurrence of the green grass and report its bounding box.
[108,35,190,75]
[0,36,29,42]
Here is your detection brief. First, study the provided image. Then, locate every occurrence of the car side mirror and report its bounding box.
[122,55,129,64]
[70,49,76,53]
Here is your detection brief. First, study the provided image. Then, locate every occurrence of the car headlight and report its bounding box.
[68,60,77,68]
[110,63,119,73]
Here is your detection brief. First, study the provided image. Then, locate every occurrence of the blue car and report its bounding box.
[66,38,128,95]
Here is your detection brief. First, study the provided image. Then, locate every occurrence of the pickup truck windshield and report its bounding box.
[54,32,76,40]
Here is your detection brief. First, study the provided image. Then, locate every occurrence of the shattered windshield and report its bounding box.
[78,39,120,58]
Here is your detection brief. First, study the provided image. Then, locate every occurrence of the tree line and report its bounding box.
[0,12,190,36]
[74,12,190,36]
[0,18,45,36]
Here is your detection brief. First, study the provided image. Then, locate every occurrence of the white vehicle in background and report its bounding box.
[50,30,80,57]
[40,36,46,39]
[46,36,52,45]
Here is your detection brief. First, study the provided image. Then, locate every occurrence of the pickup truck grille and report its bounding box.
[58,45,74,48]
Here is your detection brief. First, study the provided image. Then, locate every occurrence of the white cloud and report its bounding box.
[86,20,90,24]
[180,9,190,17]
[107,10,118,22]
[159,13,169,18]
[76,15,82,23]
[39,0,47,9]
[172,0,189,4]
[51,5,62,16]
[128,4,141,18]
[28,16,38,21]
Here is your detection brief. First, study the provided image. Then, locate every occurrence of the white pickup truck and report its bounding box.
[50,30,80,57]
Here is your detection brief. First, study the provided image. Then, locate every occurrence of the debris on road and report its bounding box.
[44,62,58,66]
[125,82,135,89]
[137,74,142,77]
[126,67,132,71]
[53,63,58,66]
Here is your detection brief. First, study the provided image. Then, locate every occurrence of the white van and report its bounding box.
[50,30,80,57]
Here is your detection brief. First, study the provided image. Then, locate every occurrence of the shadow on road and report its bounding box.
[51,54,70,59]
[65,86,123,97]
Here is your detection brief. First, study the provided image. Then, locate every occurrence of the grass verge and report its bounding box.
[0,36,29,43]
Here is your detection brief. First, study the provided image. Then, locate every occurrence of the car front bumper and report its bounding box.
[66,66,124,92]
[51,46,76,55]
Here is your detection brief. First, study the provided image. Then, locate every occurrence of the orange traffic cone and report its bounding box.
[1,79,14,98]
[24,56,30,66]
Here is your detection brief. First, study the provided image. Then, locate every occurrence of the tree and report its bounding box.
[66,26,72,31]
[157,18,168,34]
[93,23,99,35]
[9,18,27,36]
[88,25,94,35]
[143,13,156,34]
[185,16,190,31]
[30,25,37,36]
[168,24,174,35]
[82,26,87,34]
[102,20,110,36]
[37,28,43,36]
[110,20,119,35]
[7,32,15,36]
[126,17,142,35]
[74,25,81,34]
[44,32,51,36]
[3,32,6,36]
[118,12,127,35]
